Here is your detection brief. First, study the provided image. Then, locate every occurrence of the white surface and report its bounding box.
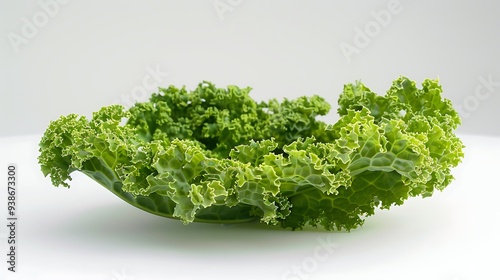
[1,0,500,137]
[0,133,498,280]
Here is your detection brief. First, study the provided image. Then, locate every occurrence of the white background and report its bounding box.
[1,0,499,136]
[1,1,500,279]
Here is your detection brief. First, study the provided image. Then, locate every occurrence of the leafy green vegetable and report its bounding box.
[38,77,464,231]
